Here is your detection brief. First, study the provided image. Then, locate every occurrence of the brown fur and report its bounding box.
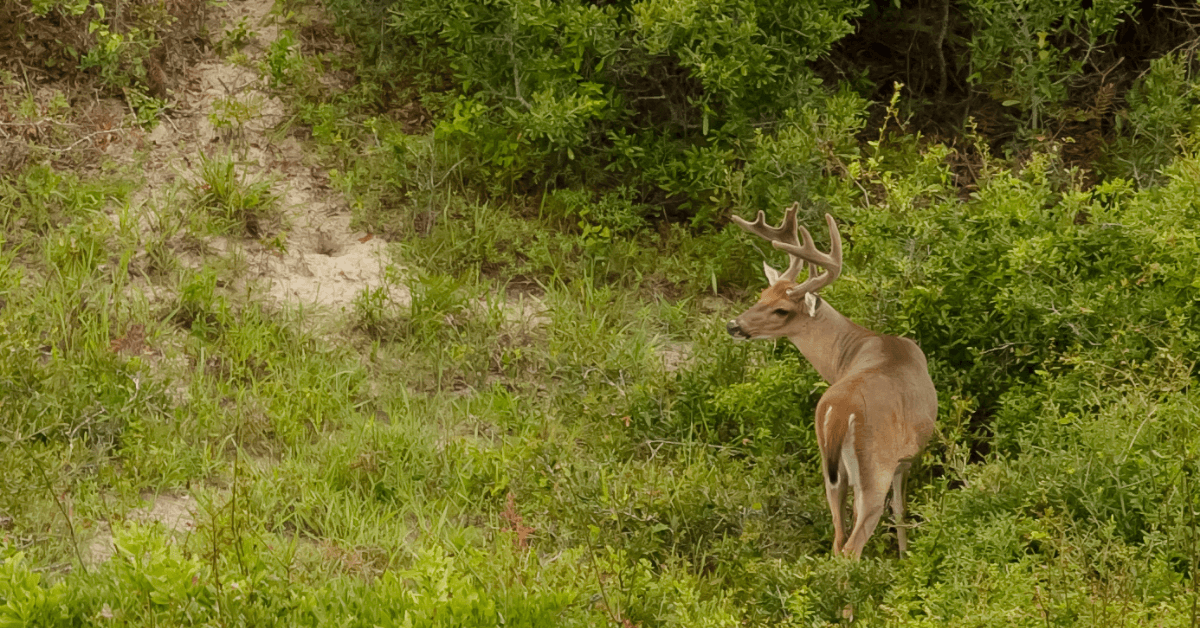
[729,278,937,559]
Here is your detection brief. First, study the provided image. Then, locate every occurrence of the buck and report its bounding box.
[726,204,937,559]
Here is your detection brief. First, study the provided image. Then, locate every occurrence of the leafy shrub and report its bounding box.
[0,552,67,628]
[821,149,1200,451]
[363,0,867,221]
[543,187,650,251]
[1103,53,1200,185]
[96,522,214,621]
[966,0,1136,130]
[321,0,1178,225]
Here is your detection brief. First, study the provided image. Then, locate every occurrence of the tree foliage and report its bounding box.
[333,0,1199,221]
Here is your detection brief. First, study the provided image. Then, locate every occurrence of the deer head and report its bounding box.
[727,203,843,340]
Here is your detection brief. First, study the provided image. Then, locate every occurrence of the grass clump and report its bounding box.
[191,152,281,238]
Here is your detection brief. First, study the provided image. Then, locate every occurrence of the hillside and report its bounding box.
[2,0,1200,625]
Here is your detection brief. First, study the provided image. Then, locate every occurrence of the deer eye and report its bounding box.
[773,308,789,317]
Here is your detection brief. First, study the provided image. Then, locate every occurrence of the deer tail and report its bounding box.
[819,402,848,485]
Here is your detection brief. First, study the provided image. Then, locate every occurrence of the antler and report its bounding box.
[730,202,806,282]
[778,212,842,296]
[732,203,843,294]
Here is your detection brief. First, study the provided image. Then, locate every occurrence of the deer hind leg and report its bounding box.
[891,464,911,556]
[824,459,849,555]
[842,464,894,560]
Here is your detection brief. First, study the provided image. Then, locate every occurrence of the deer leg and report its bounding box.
[891,469,908,556]
[825,462,849,555]
[842,467,893,559]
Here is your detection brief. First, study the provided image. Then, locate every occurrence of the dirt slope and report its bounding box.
[137,0,391,314]
[84,0,390,562]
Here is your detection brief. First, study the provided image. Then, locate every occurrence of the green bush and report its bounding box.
[316,0,1182,223]
[0,552,67,628]
[1103,53,1200,185]
[966,0,1136,131]
[826,151,1200,443]
[360,0,866,220]
[629,346,822,459]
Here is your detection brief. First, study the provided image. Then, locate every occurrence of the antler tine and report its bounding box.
[731,202,805,282]
[798,224,815,250]
[775,213,843,295]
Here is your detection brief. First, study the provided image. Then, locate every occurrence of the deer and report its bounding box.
[726,203,937,559]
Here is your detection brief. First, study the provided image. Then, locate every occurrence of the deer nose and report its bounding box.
[726,320,742,336]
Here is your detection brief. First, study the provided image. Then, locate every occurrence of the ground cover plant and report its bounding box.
[3,0,1200,626]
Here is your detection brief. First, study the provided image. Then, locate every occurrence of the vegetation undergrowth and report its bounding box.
[4,0,1200,626]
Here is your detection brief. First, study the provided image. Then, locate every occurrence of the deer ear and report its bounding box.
[804,292,820,317]
[762,261,781,285]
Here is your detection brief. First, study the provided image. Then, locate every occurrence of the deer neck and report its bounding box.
[786,300,872,383]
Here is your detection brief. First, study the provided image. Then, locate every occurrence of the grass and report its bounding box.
[0,139,834,624]
[192,152,281,238]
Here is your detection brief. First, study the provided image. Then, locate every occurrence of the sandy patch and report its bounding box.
[117,0,390,315]
[251,183,390,311]
[502,294,551,331]
[660,341,692,372]
[84,493,198,565]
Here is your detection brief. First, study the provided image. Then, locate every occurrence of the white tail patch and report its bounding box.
[842,413,861,487]
[823,405,835,438]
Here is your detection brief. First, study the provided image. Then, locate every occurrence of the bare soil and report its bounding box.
[129,0,391,315]
[81,0,391,562]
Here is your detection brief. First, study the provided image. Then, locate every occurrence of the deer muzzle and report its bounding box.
[727,319,750,340]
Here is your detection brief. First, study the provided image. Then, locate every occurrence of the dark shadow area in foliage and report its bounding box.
[821,0,1200,167]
